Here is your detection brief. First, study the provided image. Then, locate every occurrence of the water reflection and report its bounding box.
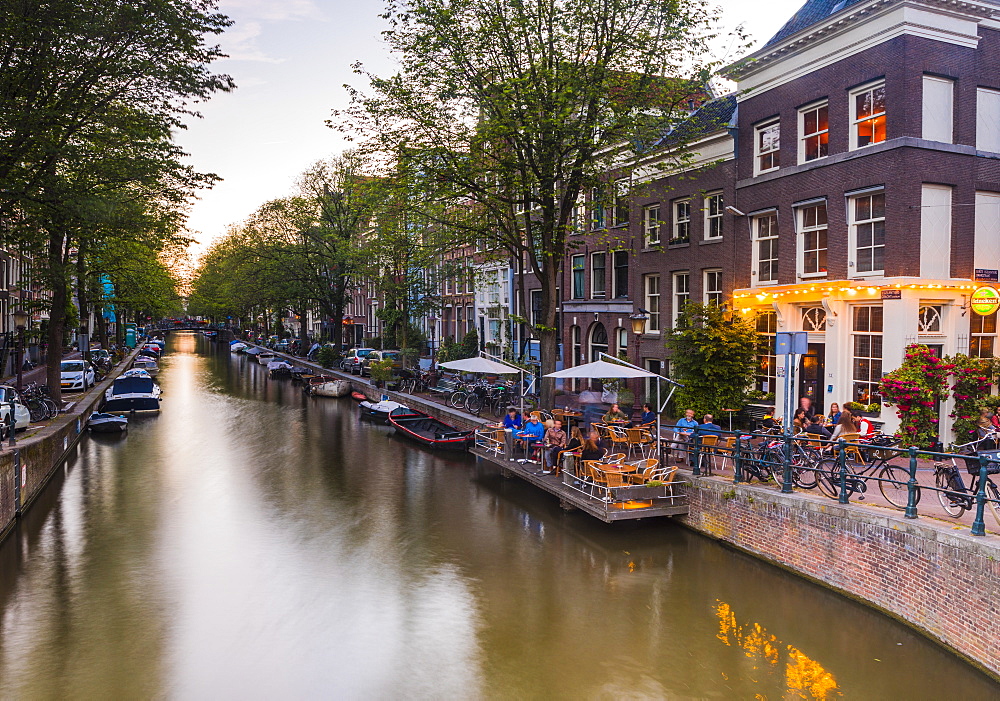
[0,333,994,698]
[716,600,839,698]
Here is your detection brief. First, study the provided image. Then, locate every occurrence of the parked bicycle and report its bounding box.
[21,383,60,422]
[933,433,1000,528]
[813,434,906,505]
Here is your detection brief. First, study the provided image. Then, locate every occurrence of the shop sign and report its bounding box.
[975,269,999,282]
[971,286,1000,316]
[880,290,901,300]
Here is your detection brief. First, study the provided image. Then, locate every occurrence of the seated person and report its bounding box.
[761,406,780,430]
[826,402,841,427]
[544,420,567,473]
[565,426,584,452]
[856,415,874,438]
[803,415,832,439]
[516,415,545,455]
[502,407,522,430]
[638,403,656,426]
[696,414,722,435]
[673,408,699,462]
[602,402,630,424]
[791,408,808,433]
[580,432,607,461]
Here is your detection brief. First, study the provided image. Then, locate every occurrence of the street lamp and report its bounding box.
[428,315,438,368]
[629,311,648,408]
[12,309,29,393]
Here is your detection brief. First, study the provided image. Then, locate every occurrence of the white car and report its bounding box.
[60,360,96,392]
[0,386,31,432]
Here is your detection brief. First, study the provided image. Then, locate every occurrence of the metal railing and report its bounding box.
[664,427,1000,537]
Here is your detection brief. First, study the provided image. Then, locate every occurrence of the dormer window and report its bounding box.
[852,81,886,149]
[755,120,780,174]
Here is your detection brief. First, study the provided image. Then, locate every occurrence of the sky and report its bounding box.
[179,0,807,258]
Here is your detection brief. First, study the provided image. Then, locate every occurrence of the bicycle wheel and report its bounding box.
[26,400,45,423]
[985,480,1000,530]
[878,464,917,509]
[936,468,967,517]
[466,394,484,415]
[815,459,841,499]
[791,460,818,489]
[43,398,60,419]
[447,391,465,408]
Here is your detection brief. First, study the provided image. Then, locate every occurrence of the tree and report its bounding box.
[665,303,757,419]
[338,0,728,407]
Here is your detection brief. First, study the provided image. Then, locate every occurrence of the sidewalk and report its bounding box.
[1,351,82,389]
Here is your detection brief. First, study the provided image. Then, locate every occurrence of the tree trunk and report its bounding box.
[539,265,559,410]
[46,231,67,406]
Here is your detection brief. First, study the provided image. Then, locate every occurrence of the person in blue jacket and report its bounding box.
[502,407,522,430]
[516,414,546,459]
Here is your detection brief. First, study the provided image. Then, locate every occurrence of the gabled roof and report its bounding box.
[650,93,737,150]
[765,0,868,47]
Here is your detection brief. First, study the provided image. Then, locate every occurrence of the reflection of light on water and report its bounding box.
[714,601,841,699]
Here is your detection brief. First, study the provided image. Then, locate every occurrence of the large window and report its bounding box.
[704,269,722,306]
[613,250,629,298]
[591,187,605,230]
[671,199,690,244]
[922,75,954,143]
[852,81,886,149]
[590,323,608,361]
[971,312,997,358]
[753,212,779,285]
[591,252,606,298]
[799,202,828,276]
[800,102,829,162]
[613,179,630,227]
[851,192,886,275]
[853,306,883,405]
[571,254,585,299]
[755,310,777,395]
[672,271,690,325]
[755,120,780,174]
[704,192,723,239]
[643,204,661,247]
[529,290,542,329]
[572,195,587,234]
[644,274,660,333]
[977,87,1000,153]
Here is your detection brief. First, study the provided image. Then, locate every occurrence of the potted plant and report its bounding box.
[844,400,880,417]
[369,358,394,388]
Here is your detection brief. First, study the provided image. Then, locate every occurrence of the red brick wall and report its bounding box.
[679,477,1000,678]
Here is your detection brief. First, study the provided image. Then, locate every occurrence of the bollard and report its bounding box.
[971,455,988,537]
[905,446,919,519]
[781,432,793,494]
[692,433,702,476]
[837,439,849,504]
[7,398,15,448]
[734,436,743,484]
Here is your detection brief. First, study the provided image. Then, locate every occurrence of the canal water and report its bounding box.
[0,332,996,699]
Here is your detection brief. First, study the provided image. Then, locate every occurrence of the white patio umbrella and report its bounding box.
[544,355,680,462]
[438,356,522,374]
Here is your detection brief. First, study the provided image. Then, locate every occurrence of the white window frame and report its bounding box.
[613,178,630,227]
[797,201,828,279]
[671,199,690,244]
[852,305,884,405]
[672,271,690,326]
[644,274,660,333]
[977,87,1000,153]
[643,204,661,247]
[704,191,723,240]
[971,311,997,358]
[851,80,886,150]
[571,254,585,299]
[799,101,829,163]
[703,269,722,306]
[754,120,780,175]
[849,190,886,277]
[591,252,606,298]
[752,212,779,287]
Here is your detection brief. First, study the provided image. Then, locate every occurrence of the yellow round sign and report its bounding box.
[971,286,1000,316]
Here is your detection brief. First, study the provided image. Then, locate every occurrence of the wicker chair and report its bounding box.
[627,458,661,484]
[698,434,720,475]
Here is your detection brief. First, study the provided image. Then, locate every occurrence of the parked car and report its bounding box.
[60,360,96,392]
[361,349,404,377]
[341,347,375,375]
[0,386,30,433]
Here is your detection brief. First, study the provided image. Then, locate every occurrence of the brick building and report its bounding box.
[516,0,1000,438]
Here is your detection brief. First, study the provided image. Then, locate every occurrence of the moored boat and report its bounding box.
[359,398,408,422]
[267,360,294,378]
[256,350,276,364]
[387,408,473,451]
[350,391,367,402]
[308,376,351,397]
[102,372,161,412]
[88,412,128,433]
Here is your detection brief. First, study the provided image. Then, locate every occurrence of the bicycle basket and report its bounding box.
[971,451,1000,476]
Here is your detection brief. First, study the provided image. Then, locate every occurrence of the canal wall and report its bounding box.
[0,353,139,542]
[678,476,1000,680]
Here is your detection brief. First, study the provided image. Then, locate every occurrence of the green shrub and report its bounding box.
[317,345,338,368]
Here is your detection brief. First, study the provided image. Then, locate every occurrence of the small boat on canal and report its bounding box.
[102,371,161,412]
[359,398,408,422]
[308,376,351,397]
[387,408,473,451]
[87,412,128,433]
